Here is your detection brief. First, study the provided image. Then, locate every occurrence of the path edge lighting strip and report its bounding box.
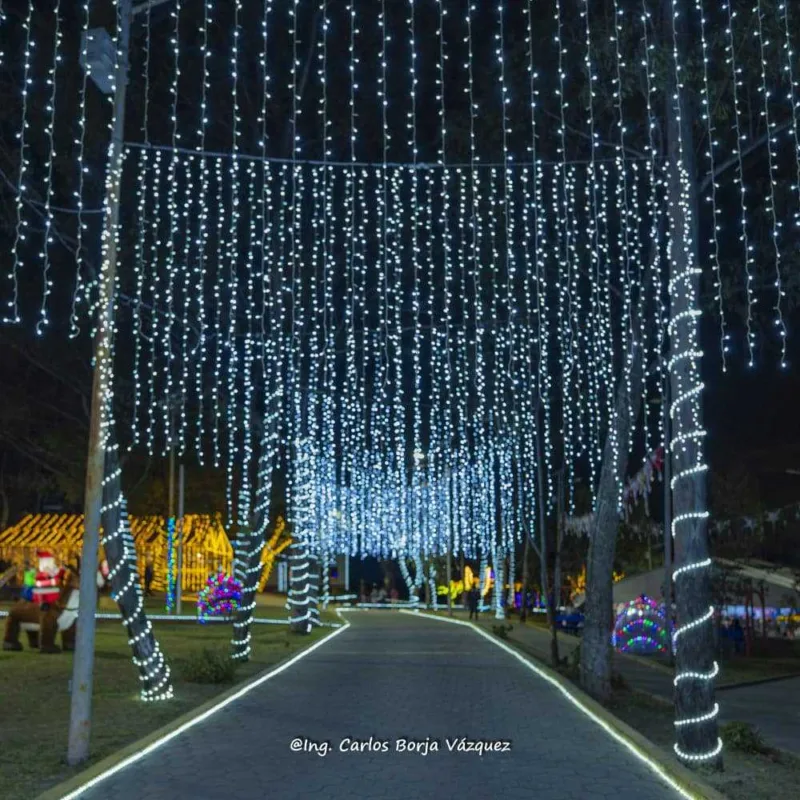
[399,610,696,800]
[54,616,350,800]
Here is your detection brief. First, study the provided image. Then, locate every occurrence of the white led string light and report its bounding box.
[780,1,800,235]
[6,0,35,325]
[723,0,756,365]
[611,0,636,477]
[640,0,666,456]
[754,0,787,368]
[145,151,164,455]
[130,0,154,446]
[162,0,183,453]
[7,9,788,755]
[553,0,578,512]
[194,0,213,464]
[69,0,93,338]
[695,0,727,369]
[36,0,63,335]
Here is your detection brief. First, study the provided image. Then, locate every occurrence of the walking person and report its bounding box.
[468,582,480,621]
[144,560,154,597]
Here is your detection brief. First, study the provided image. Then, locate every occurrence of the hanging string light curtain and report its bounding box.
[0,0,797,586]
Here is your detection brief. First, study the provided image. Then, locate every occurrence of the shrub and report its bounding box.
[492,623,513,639]
[720,721,771,755]
[611,672,628,691]
[180,647,238,684]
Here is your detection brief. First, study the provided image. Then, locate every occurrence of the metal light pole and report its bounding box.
[67,0,133,765]
[68,0,176,765]
[167,425,175,610]
[176,462,185,614]
[663,370,674,663]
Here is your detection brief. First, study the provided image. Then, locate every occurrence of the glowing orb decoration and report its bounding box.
[197,572,243,624]
[612,595,668,655]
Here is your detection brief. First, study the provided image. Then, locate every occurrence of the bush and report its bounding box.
[720,721,771,754]
[180,647,238,684]
[492,623,513,639]
[611,672,628,691]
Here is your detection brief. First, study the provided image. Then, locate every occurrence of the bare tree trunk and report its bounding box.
[580,339,644,702]
[102,444,172,700]
[520,530,531,623]
[535,421,559,667]
[554,470,565,610]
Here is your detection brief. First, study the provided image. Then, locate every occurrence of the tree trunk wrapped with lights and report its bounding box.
[664,0,721,767]
[399,556,421,604]
[288,439,320,633]
[493,547,505,620]
[102,444,172,702]
[232,401,279,661]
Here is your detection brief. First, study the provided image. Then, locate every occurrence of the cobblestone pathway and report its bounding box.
[77,612,683,799]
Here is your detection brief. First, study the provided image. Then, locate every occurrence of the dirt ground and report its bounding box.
[608,690,800,800]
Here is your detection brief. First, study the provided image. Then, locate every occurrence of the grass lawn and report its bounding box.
[0,615,337,799]
[1,590,341,625]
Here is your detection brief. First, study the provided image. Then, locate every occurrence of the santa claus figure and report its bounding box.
[31,550,64,608]
[3,557,108,653]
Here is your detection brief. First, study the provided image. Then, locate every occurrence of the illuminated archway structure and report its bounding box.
[3,0,799,764]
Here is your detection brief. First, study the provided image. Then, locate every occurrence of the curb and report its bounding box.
[717,672,800,691]
[403,610,725,800]
[36,619,350,800]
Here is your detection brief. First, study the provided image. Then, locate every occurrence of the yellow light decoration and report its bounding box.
[567,566,625,602]
[0,512,234,593]
[256,516,292,592]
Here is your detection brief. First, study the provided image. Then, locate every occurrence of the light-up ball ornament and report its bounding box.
[198,572,243,624]
[612,594,668,655]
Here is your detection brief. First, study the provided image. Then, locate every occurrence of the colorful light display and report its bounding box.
[612,595,669,655]
[197,572,243,624]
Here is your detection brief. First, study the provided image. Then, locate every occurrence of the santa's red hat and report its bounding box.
[36,549,54,560]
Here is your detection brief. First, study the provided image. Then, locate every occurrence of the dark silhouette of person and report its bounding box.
[144,561,154,597]
[468,583,481,621]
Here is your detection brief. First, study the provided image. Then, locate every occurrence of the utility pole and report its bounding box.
[167,424,175,611]
[663,375,673,663]
[68,0,177,765]
[67,0,133,766]
[446,468,453,617]
[176,462,185,615]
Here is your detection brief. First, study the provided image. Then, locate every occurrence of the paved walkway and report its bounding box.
[78,611,681,799]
